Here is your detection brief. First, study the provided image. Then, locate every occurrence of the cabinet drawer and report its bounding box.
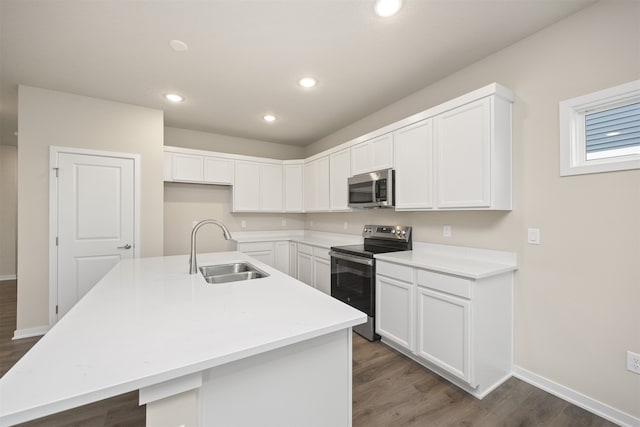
[377,261,413,283]
[416,269,471,299]
[313,246,330,260]
[297,243,313,255]
[237,241,274,252]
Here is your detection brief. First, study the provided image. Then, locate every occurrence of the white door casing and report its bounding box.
[49,147,140,325]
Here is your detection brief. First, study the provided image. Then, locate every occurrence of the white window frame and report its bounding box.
[559,79,640,176]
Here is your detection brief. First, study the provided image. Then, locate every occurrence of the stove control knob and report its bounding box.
[391,230,396,234]
[401,230,406,235]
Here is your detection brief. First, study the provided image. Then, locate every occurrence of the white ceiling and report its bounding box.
[0,0,597,147]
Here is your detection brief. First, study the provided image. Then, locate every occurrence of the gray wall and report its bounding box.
[17,86,165,331]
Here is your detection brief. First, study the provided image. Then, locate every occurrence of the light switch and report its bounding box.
[443,225,452,237]
[527,228,541,245]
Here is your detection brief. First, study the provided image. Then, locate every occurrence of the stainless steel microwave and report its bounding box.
[348,169,395,208]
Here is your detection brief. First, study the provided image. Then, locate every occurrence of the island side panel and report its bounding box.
[199,329,352,427]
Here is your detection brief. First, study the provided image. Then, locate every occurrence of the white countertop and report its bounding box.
[375,242,518,279]
[0,252,366,426]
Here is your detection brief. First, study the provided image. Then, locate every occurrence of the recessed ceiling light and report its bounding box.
[164,93,184,103]
[169,39,189,52]
[374,0,403,17]
[298,77,318,88]
[263,114,277,122]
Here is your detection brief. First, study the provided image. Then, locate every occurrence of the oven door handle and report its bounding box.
[329,251,374,266]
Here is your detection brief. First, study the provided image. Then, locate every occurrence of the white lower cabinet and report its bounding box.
[416,286,471,383]
[313,248,331,295]
[234,241,292,275]
[296,244,331,295]
[296,245,314,286]
[274,241,290,274]
[376,260,513,398]
[376,275,413,350]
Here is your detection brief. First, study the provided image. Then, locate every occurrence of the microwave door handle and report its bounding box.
[372,181,378,202]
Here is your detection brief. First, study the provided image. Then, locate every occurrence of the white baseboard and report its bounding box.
[13,325,49,340]
[513,365,640,427]
[0,274,17,281]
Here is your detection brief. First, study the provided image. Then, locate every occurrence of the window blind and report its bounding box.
[585,101,640,153]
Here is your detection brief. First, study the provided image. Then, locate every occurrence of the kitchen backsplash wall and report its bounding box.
[164,182,304,256]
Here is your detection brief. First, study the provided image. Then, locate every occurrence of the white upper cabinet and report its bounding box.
[350,133,394,175]
[283,162,304,212]
[393,86,512,211]
[204,156,234,185]
[435,98,491,208]
[259,162,283,212]
[233,160,283,212]
[394,119,434,210]
[329,148,351,211]
[172,153,204,182]
[164,149,234,186]
[164,83,513,212]
[304,156,330,212]
[233,161,261,211]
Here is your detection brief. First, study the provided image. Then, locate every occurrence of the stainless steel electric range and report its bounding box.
[329,225,412,341]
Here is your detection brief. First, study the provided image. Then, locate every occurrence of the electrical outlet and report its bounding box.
[443,225,451,237]
[627,351,640,374]
[281,219,287,227]
[241,220,246,228]
[343,222,348,230]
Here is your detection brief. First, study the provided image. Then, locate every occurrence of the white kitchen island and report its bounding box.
[0,252,366,427]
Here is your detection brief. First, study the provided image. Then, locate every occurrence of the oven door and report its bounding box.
[329,251,374,316]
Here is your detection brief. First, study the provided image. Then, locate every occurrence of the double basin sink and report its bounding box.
[199,262,269,284]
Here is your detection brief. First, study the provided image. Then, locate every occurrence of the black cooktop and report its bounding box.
[331,225,413,258]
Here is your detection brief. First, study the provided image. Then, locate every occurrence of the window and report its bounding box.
[559,80,640,176]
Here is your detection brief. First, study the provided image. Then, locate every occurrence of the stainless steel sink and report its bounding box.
[199,262,269,284]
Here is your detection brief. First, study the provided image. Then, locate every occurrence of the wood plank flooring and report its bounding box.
[2,280,619,426]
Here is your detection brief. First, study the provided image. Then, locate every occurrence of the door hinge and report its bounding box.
[55,236,59,246]
[53,167,59,178]
[55,305,58,314]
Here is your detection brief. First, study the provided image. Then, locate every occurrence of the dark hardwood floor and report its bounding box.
[2,280,619,426]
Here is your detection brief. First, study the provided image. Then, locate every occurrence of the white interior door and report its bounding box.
[56,152,135,319]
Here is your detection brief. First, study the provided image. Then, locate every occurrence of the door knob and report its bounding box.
[117,244,132,249]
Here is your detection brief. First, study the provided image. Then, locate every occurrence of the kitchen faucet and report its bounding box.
[189,219,233,274]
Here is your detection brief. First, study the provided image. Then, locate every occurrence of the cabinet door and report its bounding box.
[376,275,413,351]
[297,252,313,286]
[288,242,297,278]
[303,161,316,211]
[313,257,331,295]
[274,241,290,275]
[435,98,491,208]
[329,149,351,211]
[246,250,274,267]
[173,153,204,182]
[259,163,283,212]
[370,133,394,171]
[350,142,370,175]
[204,157,234,185]
[284,164,304,212]
[316,156,330,211]
[233,161,260,211]
[394,120,433,210]
[416,286,471,384]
